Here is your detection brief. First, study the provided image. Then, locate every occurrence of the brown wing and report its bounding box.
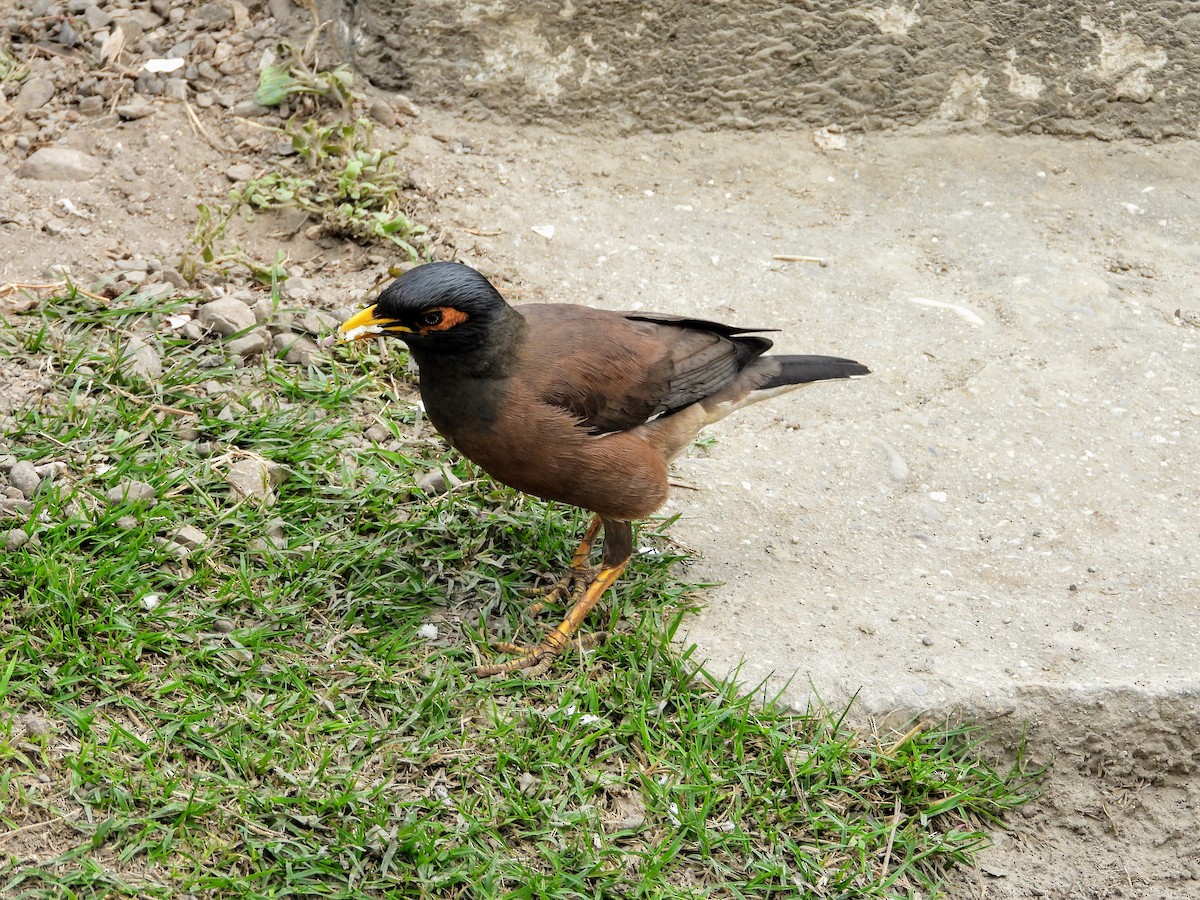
[518,304,774,434]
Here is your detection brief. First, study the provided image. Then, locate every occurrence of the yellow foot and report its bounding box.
[475,561,627,678]
[474,631,608,679]
[525,566,593,616]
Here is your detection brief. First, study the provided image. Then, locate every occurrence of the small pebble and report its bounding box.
[517,772,539,796]
[106,480,156,508]
[13,77,56,112]
[171,524,207,550]
[225,163,256,182]
[368,97,397,126]
[22,715,50,738]
[198,297,256,336]
[8,460,41,498]
[252,297,274,324]
[417,623,438,641]
[4,528,30,552]
[117,99,156,120]
[416,469,463,494]
[273,333,322,366]
[227,329,270,358]
[300,310,339,336]
[121,335,163,380]
[226,457,286,504]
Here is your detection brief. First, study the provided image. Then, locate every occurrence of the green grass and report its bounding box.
[0,290,1041,898]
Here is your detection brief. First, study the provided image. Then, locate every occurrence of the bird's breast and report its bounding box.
[418,374,668,520]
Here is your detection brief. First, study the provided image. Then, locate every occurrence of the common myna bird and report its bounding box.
[339,262,868,676]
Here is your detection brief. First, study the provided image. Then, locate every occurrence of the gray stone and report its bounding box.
[117,98,156,120]
[0,498,34,519]
[160,266,188,288]
[229,100,270,118]
[121,335,163,380]
[113,15,143,43]
[392,93,420,117]
[170,524,207,549]
[164,78,188,101]
[300,310,339,336]
[13,77,56,113]
[79,95,105,115]
[267,0,293,23]
[84,5,112,29]
[225,163,256,182]
[55,21,80,46]
[34,463,63,482]
[19,713,49,737]
[227,328,270,358]
[281,277,315,300]
[105,480,156,508]
[17,147,101,181]
[194,2,233,28]
[416,468,463,495]
[157,538,191,559]
[4,528,30,552]
[272,333,321,366]
[252,297,274,324]
[8,460,40,499]
[368,97,397,126]
[226,457,286,504]
[197,297,256,336]
[126,8,163,30]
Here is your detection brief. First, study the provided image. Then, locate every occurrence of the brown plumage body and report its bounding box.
[339,262,869,676]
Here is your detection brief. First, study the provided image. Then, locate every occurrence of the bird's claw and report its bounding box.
[474,630,609,678]
[525,566,593,615]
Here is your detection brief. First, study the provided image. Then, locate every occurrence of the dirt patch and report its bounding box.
[2,3,1199,898]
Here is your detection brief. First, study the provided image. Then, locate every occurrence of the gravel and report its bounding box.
[7,460,41,498]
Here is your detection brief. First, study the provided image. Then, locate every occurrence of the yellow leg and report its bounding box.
[475,560,628,678]
[526,515,602,615]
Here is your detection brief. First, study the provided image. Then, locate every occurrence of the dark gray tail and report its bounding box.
[759,355,870,390]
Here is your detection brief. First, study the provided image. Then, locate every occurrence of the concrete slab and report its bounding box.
[422,123,1198,722]
[413,119,1200,895]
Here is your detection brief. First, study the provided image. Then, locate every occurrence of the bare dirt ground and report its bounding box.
[3,2,1199,897]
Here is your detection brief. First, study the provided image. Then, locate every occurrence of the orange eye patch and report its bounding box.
[421,306,469,332]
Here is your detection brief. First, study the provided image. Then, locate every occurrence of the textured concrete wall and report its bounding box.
[328,0,1199,138]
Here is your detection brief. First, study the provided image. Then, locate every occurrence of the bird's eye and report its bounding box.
[419,309,444,328]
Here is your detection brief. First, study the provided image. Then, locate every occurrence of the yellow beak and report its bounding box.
[337,304,411,341]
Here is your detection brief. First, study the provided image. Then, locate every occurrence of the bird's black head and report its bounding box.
[338,262,512,356]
